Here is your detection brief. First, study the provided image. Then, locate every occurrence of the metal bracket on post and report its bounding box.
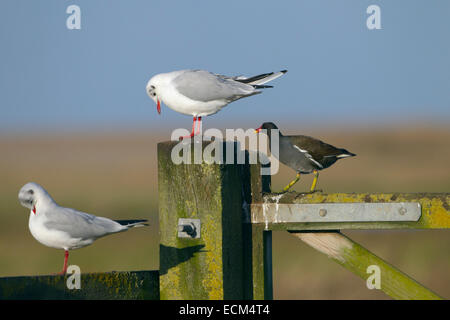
[177,218,201,239]
[251,202,422,224]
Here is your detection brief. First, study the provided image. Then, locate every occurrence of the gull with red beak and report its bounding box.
[18,182,148,275]
[146,69,287,138]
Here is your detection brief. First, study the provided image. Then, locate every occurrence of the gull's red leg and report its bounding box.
[191,116,197,136]
[181,116,197,140]
[58,250,69,275]
[195,116,202,135]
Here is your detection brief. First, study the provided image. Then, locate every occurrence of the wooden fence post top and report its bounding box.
[0,271,160,300]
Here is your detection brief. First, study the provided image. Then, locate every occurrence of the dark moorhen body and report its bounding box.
[255,122,356,192]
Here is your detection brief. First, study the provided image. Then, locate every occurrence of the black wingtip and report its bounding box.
[253,85,274,89]
[236,70,287,85]
[114,219,148,226]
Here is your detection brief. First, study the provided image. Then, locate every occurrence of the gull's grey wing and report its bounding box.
[172,70,258,102]
[44,207,124,240]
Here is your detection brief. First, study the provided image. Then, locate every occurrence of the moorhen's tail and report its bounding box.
[336,149,356,158]
[320,149,356,168]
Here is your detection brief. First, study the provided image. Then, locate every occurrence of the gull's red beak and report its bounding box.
[32,205,36,214]
[157,99,161,115]
[255,125,262,133]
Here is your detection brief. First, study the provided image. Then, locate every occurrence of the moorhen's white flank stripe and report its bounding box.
[293,145,324,169]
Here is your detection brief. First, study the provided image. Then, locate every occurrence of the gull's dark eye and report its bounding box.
[28,189,34,195]
[151,92,156,97]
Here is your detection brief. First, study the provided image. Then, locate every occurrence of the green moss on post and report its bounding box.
[158,141,247,300]
[0,271,159,300]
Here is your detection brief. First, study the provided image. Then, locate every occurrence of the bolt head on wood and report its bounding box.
[319,208,327,217]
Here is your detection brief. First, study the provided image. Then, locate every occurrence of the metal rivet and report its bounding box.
[398,207,407,215]
[319,209,327,217]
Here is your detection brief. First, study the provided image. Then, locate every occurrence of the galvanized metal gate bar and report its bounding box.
[250,192,450,231]
[252,202,421,223]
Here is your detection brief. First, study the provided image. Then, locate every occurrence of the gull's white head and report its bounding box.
[146,74,163,115]
[18,182,54,214]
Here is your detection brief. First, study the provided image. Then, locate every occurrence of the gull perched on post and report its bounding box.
[146,69,287,138]
[18,182,148,275]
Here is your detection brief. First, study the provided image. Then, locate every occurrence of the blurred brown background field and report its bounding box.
[0,125,449,299]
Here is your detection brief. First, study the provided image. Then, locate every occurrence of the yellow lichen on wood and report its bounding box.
[158,141,247,300]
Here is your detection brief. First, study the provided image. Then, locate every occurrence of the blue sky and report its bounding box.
[0,0,449,133]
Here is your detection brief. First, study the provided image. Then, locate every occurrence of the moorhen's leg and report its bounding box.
[282,172,301,192]
[308,170,322,193]
[310,170,319,192]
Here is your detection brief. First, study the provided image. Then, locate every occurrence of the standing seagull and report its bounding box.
[255,122,356,192]
[18,182,148,275]
[146,69,287,138]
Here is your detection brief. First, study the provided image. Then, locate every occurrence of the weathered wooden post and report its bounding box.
[245,164,273,299]
[158,140,266,299]
[0,271,160,300]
